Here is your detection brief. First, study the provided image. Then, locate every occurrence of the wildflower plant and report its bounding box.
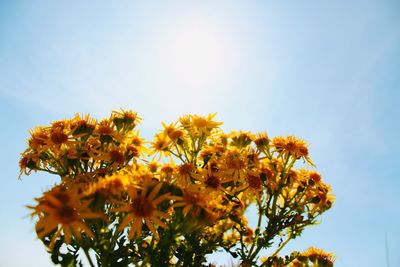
[20,109,335,266]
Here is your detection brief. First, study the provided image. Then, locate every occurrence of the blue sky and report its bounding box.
[1,1,399,266]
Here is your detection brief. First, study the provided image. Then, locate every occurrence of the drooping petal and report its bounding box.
[145,218,158,238]
[153,193,171,205]
[64,227,72,244]
[48,228,62,251]
[36,219,58,239]
[74,221,94,239]
[118,214,134,232]
[147,182,163,201]
[71,227,82,241]
[129,218,142,239]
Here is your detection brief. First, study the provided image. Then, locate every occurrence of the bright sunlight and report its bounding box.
[153,14,239,89]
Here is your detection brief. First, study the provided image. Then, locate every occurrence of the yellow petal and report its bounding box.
[148,182,163,201]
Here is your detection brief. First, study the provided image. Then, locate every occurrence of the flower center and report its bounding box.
[109,178,123,188]
[205,175,220,188]
[154,140,168,151]
[247,175,262,190]
[132,196,154,217]
[309,172,321,183]
[98,124,113,135]
[110,150,125,164]
[170,130,184,140]
[56,205,78,224]
[51,131,68,144]
[161,166,174,174]
[179,163,195,175]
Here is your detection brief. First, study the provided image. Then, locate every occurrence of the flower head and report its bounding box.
[272,136,312,164]
[29,186,105,249]
[113,181,171,239]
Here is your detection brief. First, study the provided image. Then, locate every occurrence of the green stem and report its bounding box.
[272,234,292,258]
[183,140,191,163]
[169,149,186,162]
[83,248,96,267]
[248,198,263,257]
[47,152,68,174]
[171,141,190,163]
[258,234,292,267]
[37,167,59,175]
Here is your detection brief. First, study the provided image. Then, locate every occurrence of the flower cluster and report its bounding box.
[20,110,335,266]
[20,110,143,178]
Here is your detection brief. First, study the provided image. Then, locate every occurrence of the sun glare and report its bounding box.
[154,15,238,89]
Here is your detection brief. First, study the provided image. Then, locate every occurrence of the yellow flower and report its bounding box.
[111,109,141,131]
[162,122,177,136]
[172,185,212,217]
[85,173,131,199]
[246,172,263,192]
[97,119,114,136]
[162,122,185,143]
[221,149,248,184]
[223,231,241,246]
[91,145,128,171]
[191,113,222,135]
[30,187,105,250]
[70,113,97,136]
[260,256,268,263]
[301,247,335,266]
[19,153,39,176]
[253,132,269,150]
[159,162,175,183]
[147,161,159,173]
[309,171,321,184]
[46,120,81,148]
[179,113,222,137]
[289,259,305,267]
[272,136,312,164]
[200,143,226,160]
[150,133,171,159]
[169,129,184,142]
[28,128,51,152]
[315,184,335,210]
[229,131,253,149]
[175,162,196,186]
[234,169,264,202]
[109,148,126,164]
[193,164,232,193]
[114,181,171,239]
[50,129,69,145]
[124,132,148,158]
